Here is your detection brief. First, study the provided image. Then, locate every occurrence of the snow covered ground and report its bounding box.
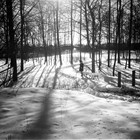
[0,88,140,139]
[0,52,140,139]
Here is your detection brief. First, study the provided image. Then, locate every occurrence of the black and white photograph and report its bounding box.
[0,0,140,139]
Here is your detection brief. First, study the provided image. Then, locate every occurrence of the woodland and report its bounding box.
[0,0,140,83]
[0,0,140,139]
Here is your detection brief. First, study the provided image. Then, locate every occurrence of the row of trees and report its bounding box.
[0,0,140,81]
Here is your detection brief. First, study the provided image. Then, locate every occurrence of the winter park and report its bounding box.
[0,0,140,139]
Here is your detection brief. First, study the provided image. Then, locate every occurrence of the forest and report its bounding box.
[0,0,140,139]
[0,0,140,83]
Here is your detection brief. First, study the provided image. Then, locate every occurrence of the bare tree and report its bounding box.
[117,0,122,64]
[6,0,17,81]
[80,0,82,61]
[98,0,103,70]
[85,0,90,50]
[20,0,25,71]
[108,0,111,67]
[128,0,133,68]
[87,0,96,73]
[71,0,73,64]
[38,1,48,63]
[56,1,62,65]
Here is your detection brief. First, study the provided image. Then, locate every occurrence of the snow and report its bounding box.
[0,52,140,139]
[0,88,140,139]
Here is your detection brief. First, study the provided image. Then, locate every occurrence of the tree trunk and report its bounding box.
[92,17,95,73]
[39,2,47,63]
[117,0,121,64]
[20,0,24,71]
[3,14,9,64]
[108,0,111,67]
[71,0,73,64]
[98,0,103,71]
[87,1,95,73]
[53,8,57,65]
[128,0,133,68]
[85,1,90,50]
[80,0,82,61]
[56,1,62,65]
[6,0,17,81]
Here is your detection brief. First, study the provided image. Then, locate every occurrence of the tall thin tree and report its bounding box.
[98,0,103,70]
[87,0,96,73]
[85,0,90,50]
[80,0,82,61]
[108,0,111,67]
[6,0,17,81]
[117,0,121,64]
[56,0,62,65]
[20,0,24,71]
[128,0,133,68]
[71,0,73,64]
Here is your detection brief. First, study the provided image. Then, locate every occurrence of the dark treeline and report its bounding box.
[0,0,140,82]
[1,43,140,59]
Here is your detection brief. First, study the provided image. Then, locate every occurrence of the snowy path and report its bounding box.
[0,88,140,139]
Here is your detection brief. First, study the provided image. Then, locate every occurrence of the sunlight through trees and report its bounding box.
[0,0,140,83]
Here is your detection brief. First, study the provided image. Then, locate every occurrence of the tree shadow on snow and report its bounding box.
[26,65,43,87]
[19,66,61,139]
[35,65,48,87]
[129,130,140,139]
[18,65,36,80]
[42,65,56,88]
[52,66,61,89]
[104,75,118,87]
[19,89,53,139]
